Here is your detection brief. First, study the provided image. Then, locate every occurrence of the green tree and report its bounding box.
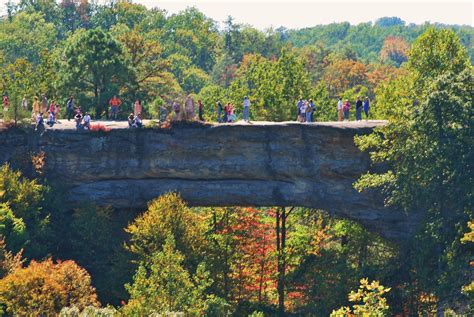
[162,7,220,72]
[60,0,92,34]
[227,48,310,121]
[182,67,211,94]
[274,47,311,121]
[461,221,474,302]
[0,164,52,258]
[0,204,26,252]
[0,11,57,64]
[311,80,334,121]
[63,205,133,305]
[125,193,207,271]
[197,84,226,121]
[0,58,36,125]
[59,28,128,118]
[354,28,472,313]
[408,27,470,94]
[117,28,168,104]
[123,235,212,316]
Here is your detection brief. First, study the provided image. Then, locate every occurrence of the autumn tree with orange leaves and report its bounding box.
[0,259,98,315]
[323,59,368,97]
[380,36,410,66]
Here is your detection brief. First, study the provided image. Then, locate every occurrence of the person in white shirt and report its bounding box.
[83,113,91,129]
[243,96,250,122]
[337,97,343,121]
[21,96,28,110]
[299,102,307,122]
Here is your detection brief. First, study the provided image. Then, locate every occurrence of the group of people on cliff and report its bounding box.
[213,96,251,123]
[4,91,370,131]
[336,96,370,121]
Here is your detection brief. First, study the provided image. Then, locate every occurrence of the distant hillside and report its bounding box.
[284,17,474,62]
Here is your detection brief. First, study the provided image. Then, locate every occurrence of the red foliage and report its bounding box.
[89,123,111,132]
[221,208,276,305]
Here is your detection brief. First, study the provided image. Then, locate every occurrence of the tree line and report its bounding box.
[0,0,472,123]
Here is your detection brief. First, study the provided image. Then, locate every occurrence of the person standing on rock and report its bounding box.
[74,111,83,130]
[243,96,250,122]
[49,100,56,122]
[309,98,315,122]
[343,99,351,121]
[355,96,363,121]
[185,96,195,121]
[41,94,48,114]
[217,101,223,123]
[109,95,122,120]
[66,97,75,121]
[337,97,343,121]
[299,101,307,122]
[54,102,61,122]
[363,96,370,121]
[296,97,303,121]
[198,100,204,121]
[83,112,91,130]
[223,103,229,123]
[32,96,40,120]
[173,101,181,121]
[134,99,142,117]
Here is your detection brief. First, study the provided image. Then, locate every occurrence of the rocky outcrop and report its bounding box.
[0,121,423,241]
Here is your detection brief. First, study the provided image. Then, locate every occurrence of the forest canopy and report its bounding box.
[0,1,472,121]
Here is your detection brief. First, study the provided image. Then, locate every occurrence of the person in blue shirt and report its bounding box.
[308,99,315,122]
[363,97,370,121]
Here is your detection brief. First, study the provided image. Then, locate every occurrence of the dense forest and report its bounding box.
[0,0,472,316]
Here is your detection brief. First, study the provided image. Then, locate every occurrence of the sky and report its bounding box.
[0,0,472,30]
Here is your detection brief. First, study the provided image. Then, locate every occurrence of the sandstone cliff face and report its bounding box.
[0,122,422,241]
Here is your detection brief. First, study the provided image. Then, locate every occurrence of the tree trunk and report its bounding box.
[94,85,100,119]
[276,207,286,317]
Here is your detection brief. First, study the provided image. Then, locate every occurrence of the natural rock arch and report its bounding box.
[0,121,422,241]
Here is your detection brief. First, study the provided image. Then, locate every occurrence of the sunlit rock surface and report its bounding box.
[0,120,422,241]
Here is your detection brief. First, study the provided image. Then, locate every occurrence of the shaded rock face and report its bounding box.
[0,123,422,241]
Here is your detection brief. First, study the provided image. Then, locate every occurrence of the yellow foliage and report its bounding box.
[331,278,391,317]
[0,258,98,315]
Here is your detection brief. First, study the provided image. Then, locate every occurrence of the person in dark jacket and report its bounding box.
[198,100,204,121]
[363,97,370,121]
[355,96,363,121]
[66,97,75,121]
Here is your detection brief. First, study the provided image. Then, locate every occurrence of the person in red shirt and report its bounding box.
[133,99,142,117]
[109,95,122,120]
